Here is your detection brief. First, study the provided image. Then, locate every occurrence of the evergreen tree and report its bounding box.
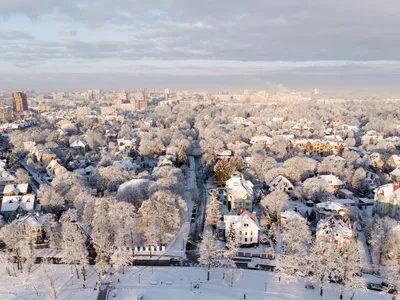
[177,146,187,166]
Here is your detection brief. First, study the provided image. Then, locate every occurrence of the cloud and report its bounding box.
[0,30,34,40]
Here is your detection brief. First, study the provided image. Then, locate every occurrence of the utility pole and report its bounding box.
[139,273,141,284]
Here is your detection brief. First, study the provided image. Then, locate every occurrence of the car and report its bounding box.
[305,283,315,290]
[247,262,261,270]
[367,283,384,292]
[170,257,181,262]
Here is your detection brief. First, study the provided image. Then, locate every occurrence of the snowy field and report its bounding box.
[0,265,389,300]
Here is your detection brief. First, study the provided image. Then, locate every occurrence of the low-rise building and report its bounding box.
[374,183,400,219]
[316,215,354,250]
[268,175,294,193]
[226,172,254,211]
[224,210,259,246]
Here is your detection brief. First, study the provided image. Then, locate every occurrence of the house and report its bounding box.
[70,139,89,152]
[316,215,354,250]
[337,189,354,199]
[214,149,233,160]
[0,168,16,185]
[362,131,384,145]
[226,172,254,211]
[318,175,345,193]
[387,155,400,170]
[268,175,294,193]
[364,170,380,188]
[279,210,306,226]
[227,140,250,150]
[16,213,45,243]
[250,135,273,146]
[390,168,400,183]
[0,194,36,220]
[316,201,348,220]
[117,138,136,151]
[374,184,400,219]
[32,149,58,166]
[46,159,64,177]
[157,156,173,168]
[224,210,259,246]
[3,183,32,196]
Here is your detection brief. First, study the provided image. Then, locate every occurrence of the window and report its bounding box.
[244,238,247,242]
[250,238,253,242]
[239,231,242,235]
[250,231,253,235]
[245,232,247,235]
[244,224,248,227]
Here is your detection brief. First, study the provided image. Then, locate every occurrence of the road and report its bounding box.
[185,155,207,263]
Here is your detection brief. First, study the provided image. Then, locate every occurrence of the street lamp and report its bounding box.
[264,281,267,292]
[139,273,141,284]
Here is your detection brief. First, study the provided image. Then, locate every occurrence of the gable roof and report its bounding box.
[1,194,35,212]
[279,210,306,222]
[224,210,259,230]
[226,172,254,199]
[3,183,30,195]
[316,215,353,238]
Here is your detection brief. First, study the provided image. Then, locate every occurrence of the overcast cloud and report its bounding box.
[0,0,399,91]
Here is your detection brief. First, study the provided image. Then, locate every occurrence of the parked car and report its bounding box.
[247,262,261,270]
[368,283,384,292]
[170,257,181,262]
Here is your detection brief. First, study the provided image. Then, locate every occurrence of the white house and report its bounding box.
[318,175,345,193]
[250,135,273,146]
[214,149,233,160]
[224,210,259,246]
[268,175,294,193]
[316,215,354,249]
[46,159,65,177]
[70,139,88,149]
[1,194,36,213]
[226,172,254,211]
[374,184,400,219]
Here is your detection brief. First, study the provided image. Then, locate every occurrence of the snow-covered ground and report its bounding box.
[0,264,388,300]
[110,267,387,300]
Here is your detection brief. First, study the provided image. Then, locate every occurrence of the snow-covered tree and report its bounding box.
[43,214,62,249]
[15,168,31,184]
[276,219,312,282]
[366,217,396,271]
[198,231,221,281]
[339,239,366,300]
[205,193,222,229]
[261,191,289,220]
[37,186,64,212]
[177,145,187,166]
[60,209,89,280]
[309,239,343,300]
[110,247,133,274]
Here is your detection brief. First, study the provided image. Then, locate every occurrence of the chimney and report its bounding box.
[251,211,257,221]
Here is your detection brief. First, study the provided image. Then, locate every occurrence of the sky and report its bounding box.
[1,0,400,92]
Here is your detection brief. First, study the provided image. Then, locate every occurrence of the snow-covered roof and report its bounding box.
[17,213,45,227]
[324,155,346,162]
[279,210,306,222]
[390,168,400,177]
[319,175,344,186]
[390,155,400,165]
[3,183,30,195]
[46,159,61,171]
[113,160,137,170]
[316,215,353,238]
[316,201,345,211]
[70,139,87,148]
[226,172,254,200]
[214,149,232,156]
[0,168,16,183]
[374,183,400,199]
[224,210,259,231]
[250,135,273,145]
[268,175,293,191]
[1,194,35,212]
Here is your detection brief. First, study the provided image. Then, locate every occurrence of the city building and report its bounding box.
[38,103,54,111]
[12,92,28,111]
[76,106,90,116]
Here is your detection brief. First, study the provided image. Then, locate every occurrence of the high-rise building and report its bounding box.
[12,92,28,112]
[76,106,90,116]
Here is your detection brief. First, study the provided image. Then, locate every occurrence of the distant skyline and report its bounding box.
[1,1,400,92]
